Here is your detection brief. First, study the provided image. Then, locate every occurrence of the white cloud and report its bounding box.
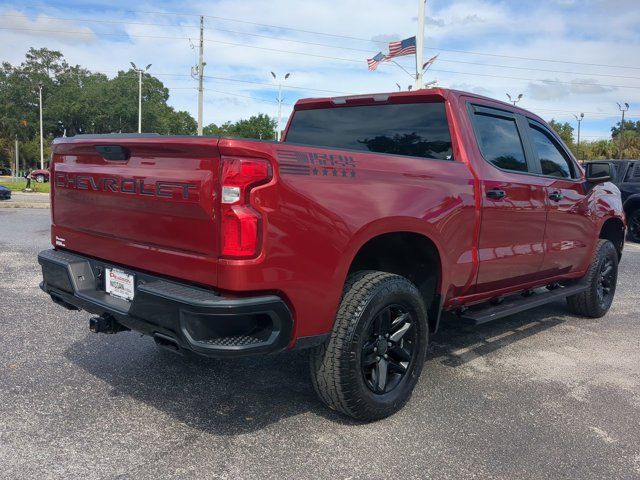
[0,0,638,137]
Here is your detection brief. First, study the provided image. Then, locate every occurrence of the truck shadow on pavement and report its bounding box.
[64,301,569,433]
[432,302,567,367]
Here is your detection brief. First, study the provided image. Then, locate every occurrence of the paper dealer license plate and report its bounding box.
[105,268,135,301]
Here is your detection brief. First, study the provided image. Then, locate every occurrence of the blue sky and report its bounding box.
[1,0,639,140]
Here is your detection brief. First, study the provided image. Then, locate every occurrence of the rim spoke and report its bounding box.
[387,358,408,374]
[390,345,411,362]
[363,353,378,366]
[389,320,411,343]
[375,358,388,392]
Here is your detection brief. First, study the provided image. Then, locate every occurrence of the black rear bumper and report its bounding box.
[38,249,294,358]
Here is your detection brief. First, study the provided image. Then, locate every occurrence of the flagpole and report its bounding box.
[415,0,426,90]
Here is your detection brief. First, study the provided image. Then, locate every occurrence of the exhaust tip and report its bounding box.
[153,333,181,354]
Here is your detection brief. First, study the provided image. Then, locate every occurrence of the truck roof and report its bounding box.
[293,87,546,127]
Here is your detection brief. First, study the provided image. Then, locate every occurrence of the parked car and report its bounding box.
[30,168,50,183]
[0,184,11,200]
[586,160,639,242]
[38,88,625,421]
[0,167,12,176]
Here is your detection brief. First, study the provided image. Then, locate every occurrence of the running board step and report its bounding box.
[458,284,588,325]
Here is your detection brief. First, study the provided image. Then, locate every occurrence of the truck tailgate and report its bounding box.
[51,136,221,286]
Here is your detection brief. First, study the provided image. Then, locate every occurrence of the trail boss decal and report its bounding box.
[277,150,357,178]
[55,172,198,200]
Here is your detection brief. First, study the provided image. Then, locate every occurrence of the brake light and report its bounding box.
[220,157,271,258]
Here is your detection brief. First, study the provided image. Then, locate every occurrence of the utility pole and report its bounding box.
[506,93,523,106]
[130,62,152,133]
[197,16,205,135]
[38,82,44,169]
[415,0,426,90]
[15,137,19,177]
[573,113,584,161]
[617,102,629,159]
[271,72,290,141]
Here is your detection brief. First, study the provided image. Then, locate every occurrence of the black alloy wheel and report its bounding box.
[361,305,416,394]
[596,256,616,309]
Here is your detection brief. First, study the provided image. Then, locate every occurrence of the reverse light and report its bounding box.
[220,156,271,258]
[222,186,241,204]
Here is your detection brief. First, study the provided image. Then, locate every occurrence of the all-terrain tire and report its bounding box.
[566,239,618,318]
[310,271,429,421]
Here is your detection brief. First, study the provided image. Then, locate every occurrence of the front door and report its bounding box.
[526,120,596,276]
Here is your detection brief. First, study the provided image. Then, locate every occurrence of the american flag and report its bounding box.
[422,54,439,70]
[367,52,387,71]
[387,36,416,59]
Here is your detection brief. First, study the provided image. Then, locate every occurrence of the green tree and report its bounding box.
[204,114,276,139]
[548,119,574,146]
[0,48,198,169]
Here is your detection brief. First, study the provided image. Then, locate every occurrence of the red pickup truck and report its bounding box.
[39,89,625,420]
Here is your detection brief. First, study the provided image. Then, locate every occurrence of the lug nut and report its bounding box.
[373,347,378,352]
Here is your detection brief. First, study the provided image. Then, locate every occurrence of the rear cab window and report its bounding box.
[285,101,453,161]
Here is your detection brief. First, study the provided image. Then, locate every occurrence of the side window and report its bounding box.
[626,162,640,182]
[472,112,528,172]
[528,124,575,179]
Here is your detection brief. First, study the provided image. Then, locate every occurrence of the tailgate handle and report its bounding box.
[95,145,130,161]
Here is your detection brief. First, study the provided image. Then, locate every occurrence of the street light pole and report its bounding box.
[38,82,44,169]
[271,72,290,141]
[617,102,629,160]
[573,113,584,160]
[130,62,152,133]
[506,93,523,106]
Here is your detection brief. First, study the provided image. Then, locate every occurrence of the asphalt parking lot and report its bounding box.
[1,208,639,479]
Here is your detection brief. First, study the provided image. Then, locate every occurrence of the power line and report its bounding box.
[4,25,640,91]
[81,67,352,95]
[4,13,640,81]
[8,6,640,71]
[4,14,640,81]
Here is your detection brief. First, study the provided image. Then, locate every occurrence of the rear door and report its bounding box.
[467,104,549,293]
[524,120,595,275]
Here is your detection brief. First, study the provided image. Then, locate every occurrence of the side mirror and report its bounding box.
[585,162,612,183]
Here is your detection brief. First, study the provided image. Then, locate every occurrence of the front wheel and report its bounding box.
[35,174,45,183]
[310,271,429,421]
[567,239,618,318]
[628,209,640,243]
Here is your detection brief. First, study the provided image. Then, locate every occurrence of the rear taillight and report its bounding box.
[220,157,271,258]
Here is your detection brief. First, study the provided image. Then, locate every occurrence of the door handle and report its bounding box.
[486,188,506,200]
[549,191,563,202]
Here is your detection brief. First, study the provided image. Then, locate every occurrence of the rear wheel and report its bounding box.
[628,209,640,243]
[35,174,45,183]
[310,271,429,421]
[567,239,618,318]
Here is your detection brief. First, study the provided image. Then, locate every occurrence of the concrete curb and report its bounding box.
[0,202,50,209]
